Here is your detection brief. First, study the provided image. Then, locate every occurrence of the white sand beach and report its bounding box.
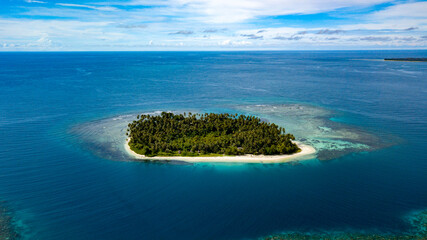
[124,139,316,163]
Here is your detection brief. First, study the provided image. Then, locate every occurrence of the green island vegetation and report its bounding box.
[384,58,427,62]
[127,112,300,157]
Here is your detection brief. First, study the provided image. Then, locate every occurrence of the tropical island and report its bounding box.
[125,112,316,163]
[384,58,427,62]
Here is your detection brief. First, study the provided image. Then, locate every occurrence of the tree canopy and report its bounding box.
[127,112,300,157]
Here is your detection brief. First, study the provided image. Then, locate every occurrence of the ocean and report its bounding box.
[0,51,426,239]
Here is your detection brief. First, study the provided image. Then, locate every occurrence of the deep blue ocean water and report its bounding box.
[0,51,426,239]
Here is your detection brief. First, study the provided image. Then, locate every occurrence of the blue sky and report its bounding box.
[0,0,426,50]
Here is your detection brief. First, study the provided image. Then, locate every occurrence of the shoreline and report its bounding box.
[384,58,427,62]
[124,139,316,163]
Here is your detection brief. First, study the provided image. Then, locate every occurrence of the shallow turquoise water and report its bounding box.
[0,51,426,239]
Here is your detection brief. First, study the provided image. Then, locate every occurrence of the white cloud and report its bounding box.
[97,0,391,23]
[35,35,52,47]
[342,2,427,31]
[145,0,390,23]
[372,1,427,19]
[56,3,118,11]
[0,19,113,38]
[218,39,252,46]
[24,0,47,3]
[2,1,427,50]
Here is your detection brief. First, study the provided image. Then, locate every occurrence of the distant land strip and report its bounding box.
[384,58,427,62]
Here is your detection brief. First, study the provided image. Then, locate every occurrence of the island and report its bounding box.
[125,112,316,163]
[384,58,427,62]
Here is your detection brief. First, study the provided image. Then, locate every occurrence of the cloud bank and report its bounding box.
[0,0,426,50]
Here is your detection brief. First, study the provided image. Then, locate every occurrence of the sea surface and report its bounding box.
[0,51,426,239]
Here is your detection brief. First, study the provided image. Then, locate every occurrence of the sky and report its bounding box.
[0,0,426,50]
